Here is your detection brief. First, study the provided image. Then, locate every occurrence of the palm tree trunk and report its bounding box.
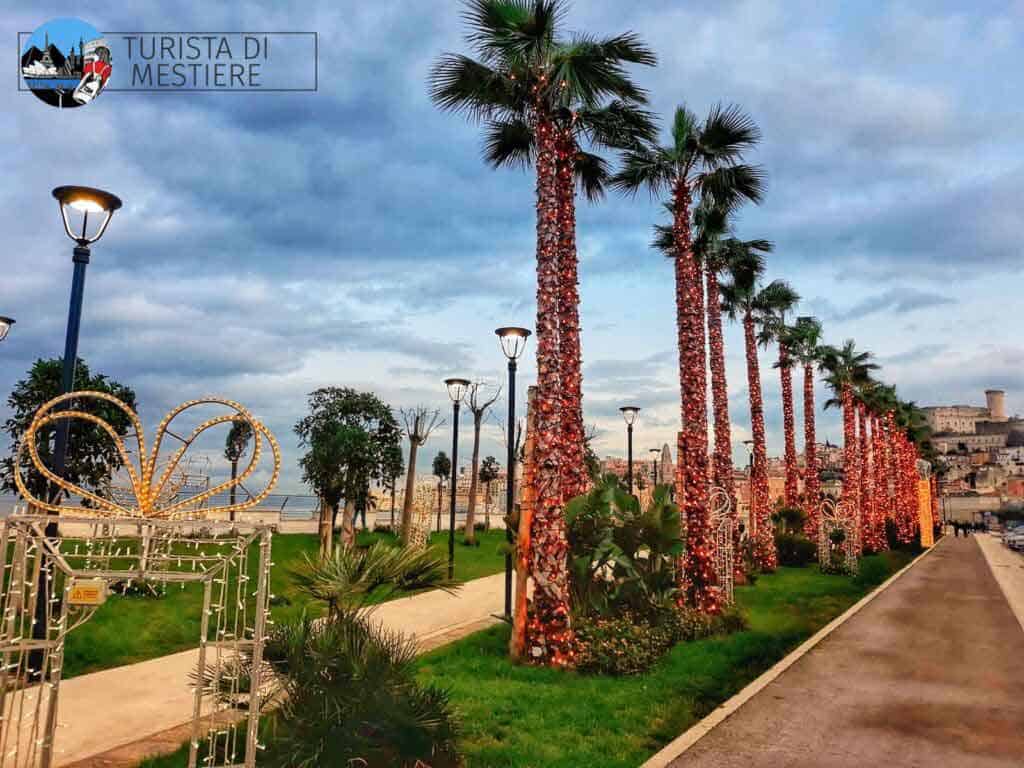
[341,499,355,548]
[802,363,820,541]
[318,497,333,558]
[779,345,798,508]
[672,182,716,611]
[885,410,899,533]
[465,411,483,545]
[526,113,573,665]
[706,269,736,514]
[556,128,587,503]
[744,311,775,571]
[841,384,859,526]
[858,404,874,552]
[400,441,419,543]
[872,415,889,550]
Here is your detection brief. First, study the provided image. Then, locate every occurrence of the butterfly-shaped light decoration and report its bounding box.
[14,391,281,519]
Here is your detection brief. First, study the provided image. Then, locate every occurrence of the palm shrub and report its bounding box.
[262,611,459,767]
[290,541,459,615]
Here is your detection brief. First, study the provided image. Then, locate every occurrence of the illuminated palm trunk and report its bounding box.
[885,410,898,525]
[706,270,736,514]
[672,182,716,612]
[779,345,798,509]
[872,414,889,551]
[526,114,573,666]
[841,384,859,529]
[744,311,775,571]
[858,404,878,553]
[802,362,820,541]
[555,128,586,503]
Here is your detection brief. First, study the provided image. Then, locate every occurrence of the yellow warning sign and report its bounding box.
[68,578,107,606]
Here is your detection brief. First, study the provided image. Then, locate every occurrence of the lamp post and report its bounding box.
[495,326,530,620]
[743,438,755,533]
[620,406,641,494]
[32,185,121,678]
[0,316,14,342]
[444,377,470,580]
[649,448,661,487]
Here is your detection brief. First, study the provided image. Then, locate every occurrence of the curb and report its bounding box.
[641,540,943,768]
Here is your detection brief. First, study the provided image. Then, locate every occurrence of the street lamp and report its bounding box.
[495,326,530,620]
[50,186,122,489]
[444,377,470,580]
[743,439,755,534]
[620,406,641,494]
[0,316,14,342]
[649,448,661,486]
[31,186,121,679]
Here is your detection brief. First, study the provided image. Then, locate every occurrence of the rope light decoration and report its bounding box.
[14,391,281,520]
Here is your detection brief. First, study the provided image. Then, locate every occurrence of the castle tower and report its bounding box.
[985,389,1007,421]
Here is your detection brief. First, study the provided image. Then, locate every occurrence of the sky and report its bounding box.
[3,1,1024,494]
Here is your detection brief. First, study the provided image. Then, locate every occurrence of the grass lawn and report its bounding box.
[414,549,915,768]
[63,528,507,678]
[136,549,916,768]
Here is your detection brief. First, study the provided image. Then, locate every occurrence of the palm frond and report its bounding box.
[483,118,535,169]
[699,103,762,163]
[698,164,766,210]
[610,145,675,197]
[671,105,699,157]
[574,149,611,202]
[462,0,562,63]
[577,100,658,151]
[427,53,520,121]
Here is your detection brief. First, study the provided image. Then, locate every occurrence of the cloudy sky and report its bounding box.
[4,1,1023,493]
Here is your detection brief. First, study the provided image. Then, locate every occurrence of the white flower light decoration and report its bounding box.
[14,391,281,519]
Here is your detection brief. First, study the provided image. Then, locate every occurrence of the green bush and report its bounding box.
[853,556,892,588]
[774,533,816,567]
[574,613,674,676]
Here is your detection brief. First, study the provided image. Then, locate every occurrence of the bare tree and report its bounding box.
[399,406,443,543]
[464,381,501,545]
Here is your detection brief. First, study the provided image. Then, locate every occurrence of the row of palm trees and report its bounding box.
[430,0,934,663]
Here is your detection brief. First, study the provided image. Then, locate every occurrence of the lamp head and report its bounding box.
[619,405,641,426]
[743,439,755,455]
[0,316,13,342]
[445,377,471,403]
[495,326,531,361]
[52,185,122,245]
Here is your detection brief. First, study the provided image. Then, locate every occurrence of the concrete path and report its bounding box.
[975,533,1024,632]
[50,573,504,767]
[668,536,1024,768]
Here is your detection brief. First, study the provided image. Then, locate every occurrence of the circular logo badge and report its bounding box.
[21,18,111,109]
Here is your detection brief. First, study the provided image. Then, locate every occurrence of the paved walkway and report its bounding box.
[51,573,504,767]
[669,536,1024,767]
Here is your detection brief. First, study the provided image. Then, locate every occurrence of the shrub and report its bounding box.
[775,533,816,567]
[716,605,749,634]
[573,614,674,675]
[853,556,892,588]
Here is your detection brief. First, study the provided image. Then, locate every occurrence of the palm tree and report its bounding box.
[759,288,801,510]
[719,243,786,572]
[782,316,824,539]
[223,418,253,521]
[820,340,878,533]
[613,105,764,610]
[430,0,657,657]
[432,451,451,533]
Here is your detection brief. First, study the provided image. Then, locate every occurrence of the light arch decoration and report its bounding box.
[818,497,858,575]
[14,392,281,519]
[3,392,282,768]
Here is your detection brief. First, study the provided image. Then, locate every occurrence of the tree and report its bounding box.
[720,241,782,572]
[432,451,452,533]
[399,406,443,542]
[820,340,878,535]
[464,381,501,544]
[758,286,801,510]
[613,104,764,613]
[781,316,824,540]
[295,388,401,556]
[479,455,501,529]
[223,418,254,519]
[2,358,137,505]
[430,0,656,661]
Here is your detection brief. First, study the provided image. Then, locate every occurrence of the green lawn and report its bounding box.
[64,528,507,678]
[136,549,915,768]
[413,550,914,768]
